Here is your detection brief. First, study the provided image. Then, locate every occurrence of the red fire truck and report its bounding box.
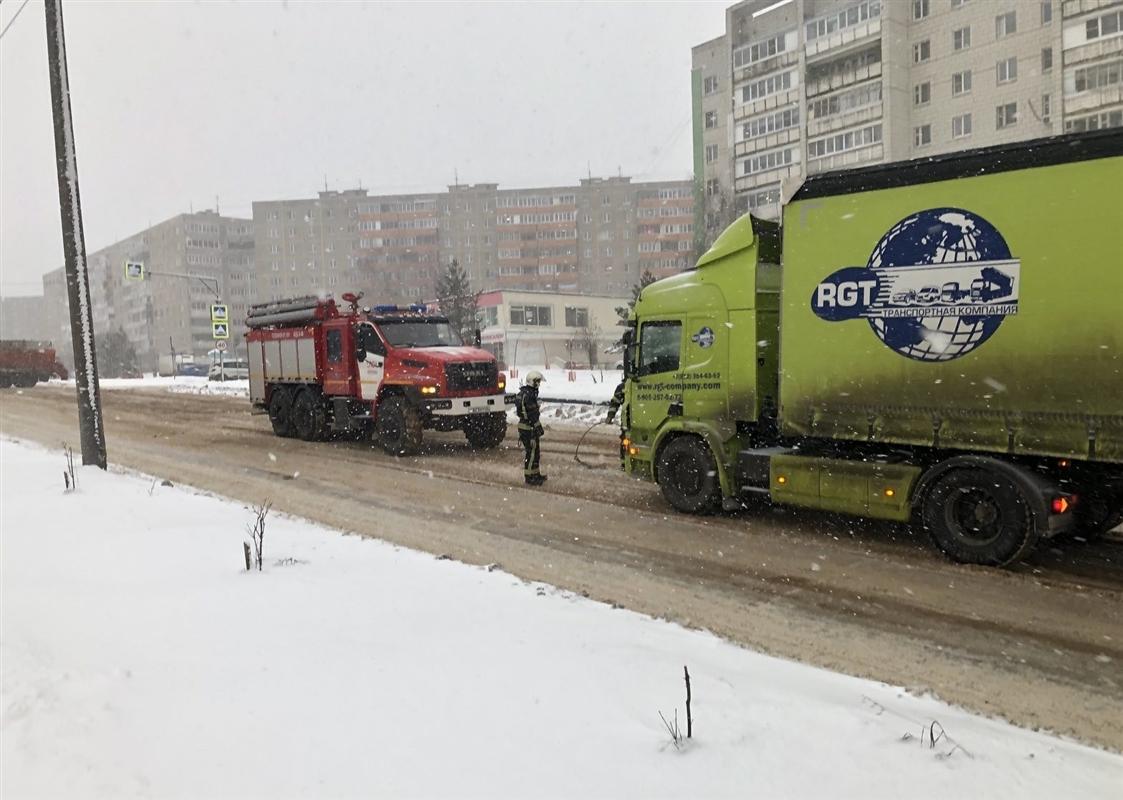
[0,340,68,387]
[245,293,510,455]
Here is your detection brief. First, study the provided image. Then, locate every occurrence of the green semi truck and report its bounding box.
[620,130,1122,566]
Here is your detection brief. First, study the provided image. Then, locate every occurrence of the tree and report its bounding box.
[615,270,659,322]
[434,258,479,342]
[574,324,603,369]
[97,327,139,378]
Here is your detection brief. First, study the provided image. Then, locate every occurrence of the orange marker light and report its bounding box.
[628,446,638,456]
[884,488,895,498]
[777,475,787,485]
[1051,496,1071,514]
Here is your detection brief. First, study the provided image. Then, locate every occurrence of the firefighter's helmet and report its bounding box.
[525,370,545,387]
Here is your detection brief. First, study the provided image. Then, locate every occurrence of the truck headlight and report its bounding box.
[420,385,438,395]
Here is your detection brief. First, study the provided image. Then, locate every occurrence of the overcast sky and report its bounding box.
[0,0,725,296]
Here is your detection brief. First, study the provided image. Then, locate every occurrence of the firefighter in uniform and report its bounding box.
[516,371,546,485]
[605,379,625,424]
[606,378,627,467]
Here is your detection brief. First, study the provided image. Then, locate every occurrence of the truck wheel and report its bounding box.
[14,373,36,388]
[291,388,327,442]
[1072,488,1123,540]
[268,387,294,438]
[922,469,1039,566]
[464,413,507,449]
[377,395,423,456]
[657,436,721,514]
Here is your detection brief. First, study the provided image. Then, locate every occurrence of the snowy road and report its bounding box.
[2,384,1122,750]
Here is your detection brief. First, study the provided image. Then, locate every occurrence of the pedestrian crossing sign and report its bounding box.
[212,322,230,340]
[124,261,144,280]
[210,303,229,322]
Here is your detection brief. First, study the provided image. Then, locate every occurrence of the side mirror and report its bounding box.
[623,343,635,379]
[474,328,482,348]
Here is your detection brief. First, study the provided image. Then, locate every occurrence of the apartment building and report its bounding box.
[693,0,1122,246]
[251,176,694,305]
[42,210,254,370]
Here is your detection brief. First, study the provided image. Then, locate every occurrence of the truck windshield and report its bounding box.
[379,320,463,348]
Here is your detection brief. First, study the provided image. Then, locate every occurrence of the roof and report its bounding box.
[792,129,1123,202]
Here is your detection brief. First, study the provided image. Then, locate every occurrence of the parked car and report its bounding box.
[208,360,249,381]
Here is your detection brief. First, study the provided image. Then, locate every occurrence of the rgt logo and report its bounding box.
[810,208,1020,363]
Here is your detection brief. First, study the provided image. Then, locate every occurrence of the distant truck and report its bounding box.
[245,294,510,454]
[0,340,68,387]
[619,131,1122,566]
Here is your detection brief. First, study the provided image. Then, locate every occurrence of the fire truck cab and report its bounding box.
[246,293,510,455]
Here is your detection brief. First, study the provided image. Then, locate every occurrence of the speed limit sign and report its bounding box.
[215,340,228,351]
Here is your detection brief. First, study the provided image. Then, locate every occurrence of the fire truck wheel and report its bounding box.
[291,388,328,442]
[268,387,294,438]
[922,468,1039,566]
[377,395,423,456]
[13,373,37,388]
[464,413,507,449]
[656,436,721,514]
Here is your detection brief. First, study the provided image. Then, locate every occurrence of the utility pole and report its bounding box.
[44,0,106,469]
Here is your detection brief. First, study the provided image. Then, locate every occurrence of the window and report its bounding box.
[914,82,931,106]
[706,178,720,197]
[705,144,719,163]
[953,26,971,50]
[951,0,969,8]
[703,75,719,95]
[565,306,589,328]
[1085,10,1122,41]
[913,40,931,63]
[510,305,552,327]
[740,69,796,103]
[638,321,681,376]
[1042,47,1053,73]
[807,124,882,158]
[1073,60,1123,92]
[742,105,801,137]
[952,69,972,95]
[704,110,718,129]
[913,0,929,19]
[914,124,932,147]
[1041,2,1052,24]
[996,11,1016,38]
[997,57,1017,84]
[952,113,972,138]
[1042,94,1051,124]
[326,329,343,363]
[996,102,1018,129]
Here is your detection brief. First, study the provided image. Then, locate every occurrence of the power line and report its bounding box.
[0,0,31,41]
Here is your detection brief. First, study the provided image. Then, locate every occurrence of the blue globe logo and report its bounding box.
[867,208,1013,362]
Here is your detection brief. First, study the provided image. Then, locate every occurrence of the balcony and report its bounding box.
[806,143,884,175]
[805,61,882,98]
[1064,85,1123,114]
[733,127,801,160]
[805,16,881,61]
[807,102,884,139]
[734,88,801,122]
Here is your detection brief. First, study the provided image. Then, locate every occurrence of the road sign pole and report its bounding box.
[45,0,106,469]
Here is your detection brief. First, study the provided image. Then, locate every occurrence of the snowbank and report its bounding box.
[2,438,1119,798]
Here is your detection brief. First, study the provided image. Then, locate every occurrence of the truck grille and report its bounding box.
[445,361,496,392]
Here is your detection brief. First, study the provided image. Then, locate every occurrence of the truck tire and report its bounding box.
[464,413,507,449]
[291,388,328,442]
[656,436,721,514]
[1072,488,1123,540]
[922,468,1039,566]
[377,395,423,456]
[268,387,294,438]
[13,373,36,388]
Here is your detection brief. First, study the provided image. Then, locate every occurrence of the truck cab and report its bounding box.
[622,215,780,508]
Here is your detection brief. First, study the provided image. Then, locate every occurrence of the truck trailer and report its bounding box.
[620,130,1122,566]
[246,293,510,454]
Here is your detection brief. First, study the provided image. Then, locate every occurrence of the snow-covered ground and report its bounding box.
[2,437,1120,798]
[63,369,619,427]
